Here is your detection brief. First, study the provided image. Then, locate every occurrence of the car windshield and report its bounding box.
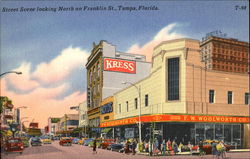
[8,139,21,143]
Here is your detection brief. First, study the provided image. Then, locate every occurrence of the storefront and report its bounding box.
[100,113,249,147]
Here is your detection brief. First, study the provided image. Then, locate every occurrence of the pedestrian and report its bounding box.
[172,140,178,154]
[93,139,97,154]
[162,139,166,156]
[178,142,184,152]
[198,140,205,158]
[125,140,130,154]
[212,141,218,159]
[132,139,137,155]
[166,139,172,155]
[217,140,227,159]
[145,141,149,152]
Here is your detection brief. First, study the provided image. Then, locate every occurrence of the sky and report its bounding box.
[0,0,249,128]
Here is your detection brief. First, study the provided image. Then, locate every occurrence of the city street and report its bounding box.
[1,141,250,159]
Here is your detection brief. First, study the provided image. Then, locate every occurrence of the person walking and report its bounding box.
[166,139,172,155]
[212,141,218,159]
[162,139,166,156]
[93,139,97,154]
[132,139,137,155]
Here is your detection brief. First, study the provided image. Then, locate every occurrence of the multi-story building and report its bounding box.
[47,117,60,135]
[100,38,250,148]
[78,102,88,137]
[0,96,14,130]
[86,41,151,128]
[58,114,79,131]
[200,36,249,73]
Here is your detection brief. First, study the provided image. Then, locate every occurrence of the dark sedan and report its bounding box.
[30,137,42,146]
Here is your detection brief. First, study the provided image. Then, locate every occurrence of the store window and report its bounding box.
[145,94,148,106]
[233,125,241,146]
[205,124,214,140]
[209,90,215,103]
[119,104,121,114]
[195,124,205,143]
[215,124,223,140]
[224,125,232,144]
[245,93,250,105]
[228,91,233,104]
[167,57,180,100]
[134,98,138,109]
[126,101,129,112]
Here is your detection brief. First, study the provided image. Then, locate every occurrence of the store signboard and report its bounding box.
[104,58,136,74]
[100,114,250,127]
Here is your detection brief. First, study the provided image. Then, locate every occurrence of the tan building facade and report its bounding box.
[100,38,250,148]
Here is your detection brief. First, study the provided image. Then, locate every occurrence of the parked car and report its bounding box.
[41,137,52,144]
[30,137,42,146]
[107,143,124,152]
[21,137,30,147]
[72,138,80,144]
[89,139,102,148]
[83,138,93,146]
[59,137,72,146]
[191,140,231,155]
[4,138,24,154]
[101,139,115,149]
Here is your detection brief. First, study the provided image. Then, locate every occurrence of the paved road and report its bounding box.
[1,141,250,159]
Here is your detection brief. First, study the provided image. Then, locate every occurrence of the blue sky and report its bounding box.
[1,0,249,127]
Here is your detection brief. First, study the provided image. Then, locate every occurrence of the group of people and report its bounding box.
[212,141,227,159]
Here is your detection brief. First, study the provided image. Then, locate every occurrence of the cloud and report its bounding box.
[1,46,88,128]
[5,62,39,91]
[127,23,186,61]
[32,47,89,83]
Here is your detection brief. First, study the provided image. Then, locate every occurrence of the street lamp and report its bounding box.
[20,120,29,136]
[122,81,142,143]
[0,71,22,77]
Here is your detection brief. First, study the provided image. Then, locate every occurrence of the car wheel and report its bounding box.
[20,152,23,154]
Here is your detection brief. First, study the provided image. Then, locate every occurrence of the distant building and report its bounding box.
[86,41,151,128]
[58,114,79,131]
[0,96,14,130]
[200,36,249,73]
[48,117,60,135]
[78,101,88,137]
[29,122,39,128]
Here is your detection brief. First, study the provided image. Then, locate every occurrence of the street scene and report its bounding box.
[1,0,249,159]
[1,140,250,159]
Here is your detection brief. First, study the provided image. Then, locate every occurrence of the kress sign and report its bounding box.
[104,58,136,74]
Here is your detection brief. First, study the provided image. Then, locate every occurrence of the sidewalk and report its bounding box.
[137,149,250,156]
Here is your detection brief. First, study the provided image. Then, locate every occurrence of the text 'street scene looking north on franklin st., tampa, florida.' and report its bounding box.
[0,1,249,159]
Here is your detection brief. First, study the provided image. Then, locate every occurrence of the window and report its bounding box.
[145,94,148,106]
[228,91,233,104]
[209,90,215,103]
[167,57,180,100]
[119,104,121,114]
[126,101,129,112]
[134,98,138,109]
[245,93,250,105]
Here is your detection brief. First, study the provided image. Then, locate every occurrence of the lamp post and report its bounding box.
[122,81,142,143]
[0,71,22,77]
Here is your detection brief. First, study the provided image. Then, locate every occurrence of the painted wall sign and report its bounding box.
[104,58,136,74]
[100,114,250,127]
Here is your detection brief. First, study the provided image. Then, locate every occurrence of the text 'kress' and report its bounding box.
[104,58,136,74]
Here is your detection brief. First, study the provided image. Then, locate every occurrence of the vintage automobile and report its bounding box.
[4,138,24,154]
[72,138,80,144]
[107,143,124,152]
[41,136,52,144]
[21,137,30,147]
[191,140,231,155]
[100,139,115,149]
[30,137,42,146]
[59,137,72,146]
[83,138,94,146]
[89,139,102,148]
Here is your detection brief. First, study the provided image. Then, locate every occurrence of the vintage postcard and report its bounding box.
[0,0,249,159]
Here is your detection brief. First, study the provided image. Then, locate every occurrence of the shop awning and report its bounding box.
[101,128,112,133]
